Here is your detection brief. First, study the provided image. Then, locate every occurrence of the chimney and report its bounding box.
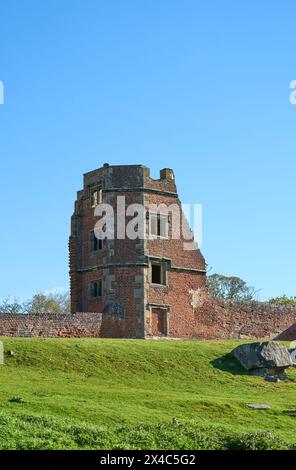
[160,168,175,180]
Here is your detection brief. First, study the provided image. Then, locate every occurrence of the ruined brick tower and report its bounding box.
[69,164,207,338]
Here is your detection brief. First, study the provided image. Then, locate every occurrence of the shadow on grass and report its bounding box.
[211,353,250,376]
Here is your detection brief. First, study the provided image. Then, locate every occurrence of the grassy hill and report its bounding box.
[0,338,295,450]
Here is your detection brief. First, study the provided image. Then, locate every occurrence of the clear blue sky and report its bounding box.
[0,0,295,301]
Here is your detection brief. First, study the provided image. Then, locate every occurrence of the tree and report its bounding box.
[0,297,24,314]
[207,273,258,301]
[24,291,71,315]
[0,291,71,315]
[268,295,296,306]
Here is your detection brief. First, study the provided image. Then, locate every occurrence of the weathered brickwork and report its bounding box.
[70,164,207,338]
[0,313,125,338]
[1,164,290,340]
[68,163,296,339]
[193,300,296,340]
[0,302,295,339]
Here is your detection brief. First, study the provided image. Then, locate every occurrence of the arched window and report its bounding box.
[90,280,102,298]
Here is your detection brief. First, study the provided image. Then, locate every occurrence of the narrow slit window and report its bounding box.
[90,231,102,251]
[89,185,102,208]
[90,280,102,298]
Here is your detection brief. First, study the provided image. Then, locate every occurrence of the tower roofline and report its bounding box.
[83,163,175,182]
[83,163,149,177]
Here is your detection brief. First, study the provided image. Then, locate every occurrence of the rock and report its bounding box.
[247,403,271,409]
[251,368,269,377]
[283,410,296,416]
[264,375,280,383]
[232,342,293,373]
[277,372,289,381]
[288,348,296,366]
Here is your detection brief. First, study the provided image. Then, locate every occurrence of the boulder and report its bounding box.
[247,403,271,409]
[264,375,281,383]
[231,342,293,374]
[288,348,296,366]
[283,410,296,416]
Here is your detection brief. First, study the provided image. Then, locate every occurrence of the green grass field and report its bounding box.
[0,338,295,450]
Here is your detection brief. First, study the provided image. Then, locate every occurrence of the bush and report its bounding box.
[0,291,70,315]
[269,295,296,306]
[227,431,291,450]
[207,274,258,301]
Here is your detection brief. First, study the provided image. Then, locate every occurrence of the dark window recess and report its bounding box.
[151,263,166,285]
[90,281,102,298]
[90,231,102,251]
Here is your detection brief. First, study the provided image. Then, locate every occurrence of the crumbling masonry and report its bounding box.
[69,164,208,338]
[0,165,294,339]
[0,162,294,340]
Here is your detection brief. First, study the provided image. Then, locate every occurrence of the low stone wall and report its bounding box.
[0,301,295,339]
[194,300,296,340]
[0,312,125,338]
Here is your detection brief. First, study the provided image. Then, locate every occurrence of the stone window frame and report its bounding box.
[89,280,102,299]
[89,230,103,252]
[88,184,103,208]
[147,303,170,337]
[150,260,167,286]
[148,212,169,239]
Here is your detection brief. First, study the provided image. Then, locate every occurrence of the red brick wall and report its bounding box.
[144,179,207,338]
[0,301,295,339]
[68,164,296,340]
[0,313,125,338]
[192,300,296,340]
[146,271,207,338]
[145,192,205,270]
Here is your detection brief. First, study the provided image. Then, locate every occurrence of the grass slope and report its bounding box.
[0,338,295,449]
